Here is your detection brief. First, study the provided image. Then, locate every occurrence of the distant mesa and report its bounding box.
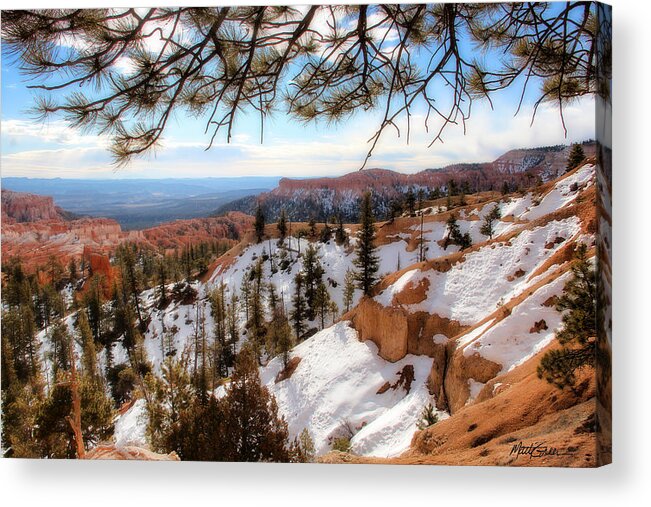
[1,189,76,224]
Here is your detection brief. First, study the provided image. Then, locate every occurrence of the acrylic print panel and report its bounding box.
[0,2,611,467]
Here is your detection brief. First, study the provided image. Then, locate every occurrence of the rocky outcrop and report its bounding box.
[348,298,466,364]
[85,444,180,461]
[2,189,254,273]
[1,189,69,223]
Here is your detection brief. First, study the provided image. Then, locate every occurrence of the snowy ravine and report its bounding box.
[259,321,438,457]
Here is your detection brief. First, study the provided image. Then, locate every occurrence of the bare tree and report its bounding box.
[1,4,610,167]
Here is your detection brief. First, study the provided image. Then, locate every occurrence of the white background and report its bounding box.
[1,0,649,505]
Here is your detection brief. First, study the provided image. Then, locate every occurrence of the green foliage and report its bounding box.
[154,348,294,462]
[314,281,332,330]
[145,354,195,453]
[416,403,439,430]
[291,273,307,340]
[566,143,586,173]
[405,187,416,216]
[302,243,325,320]
[537,244,596,390]
[480,204,502,239]
[444,213,472,250]
[107,363,138,405]
[354,192,380,296]
[332,437,351,453]
[335,216,348,245]
[277,208,288,242]
[291,428,316,463]
[32,373,114,459]
[343,269,356,313]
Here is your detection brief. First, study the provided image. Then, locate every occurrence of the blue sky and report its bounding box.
[1,4,596,180]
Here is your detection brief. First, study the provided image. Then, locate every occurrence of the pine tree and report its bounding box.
[314,282,331,330]
[156,258,168,308]
[145,354,195,453]
[255,204,265,243]
[49,321,72,377]
[405,187,416,216]
[247,259,266,361]
[319,220,332,243]
[76,311,98,380]
[343,269,356,313]
[444,213,472,250]
[480,204,502,239]
[416,403,439,430]
[308,217,317,239]
[291,273,307,340]
[335,216,347,245]
[219,348,291,462]
[302,243,324,319]
[566,143,586,173]
[447,179,458,197]
[537,244,596,390]
[68,258,78,282]
[210,285,228,379]
[501,181,510,195]
[266,307,293,368]
[389,199,403,223]
[354,192,380,296]
[277,208,288,243]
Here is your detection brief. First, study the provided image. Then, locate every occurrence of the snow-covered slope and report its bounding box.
[106,163,597,460]
[260,321,438,457]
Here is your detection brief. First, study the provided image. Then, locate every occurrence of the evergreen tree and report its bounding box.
[480,204,502,239]
[210,285,229,379]
[246,259,267,360]
[566,143,586,173]
[444,213,472,250]
[343,269,356,313]
[416,403,439,430]
[254,204,265,243]
[447,179,458,197]
[319,220,332,243]
[501,181,510,195]
[389,199,403,223]
[68,258,78,282]
[76,311,98,380]
[49,321,72,377]
[156,258,168,308]
[266,307,294,368]
[314,282,331,330]
[83,276,105,346]
[537,244,596,390]
[308,217,317,239]
[405,187,416,216]
[302,243,324,319]
[335,216,347,245]
[220,349,292,462]
[354,192,380,296]
[145,354,195,453]
[277,208,288,243]
[291,273,307,340]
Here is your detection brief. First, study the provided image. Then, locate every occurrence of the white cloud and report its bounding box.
[1,96,595,179]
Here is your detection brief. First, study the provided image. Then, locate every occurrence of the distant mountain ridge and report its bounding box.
[2,176,279,229]
[218,143,595,222]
